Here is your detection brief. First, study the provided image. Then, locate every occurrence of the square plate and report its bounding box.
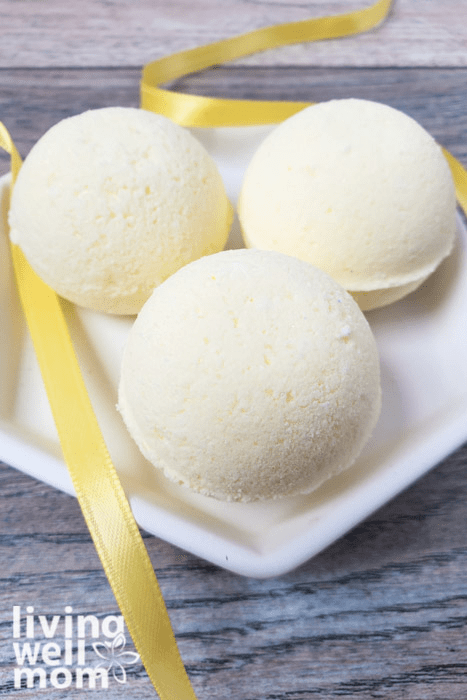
[1,126,467,578]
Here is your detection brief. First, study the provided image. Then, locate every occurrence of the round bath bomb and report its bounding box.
[238,99,456,310]
[9,107,233,314]
[118,248,381,502]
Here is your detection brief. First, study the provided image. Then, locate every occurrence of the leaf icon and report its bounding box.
[92,633,140,684]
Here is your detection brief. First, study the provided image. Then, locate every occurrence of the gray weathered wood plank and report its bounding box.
[2,443,467,699]
[0,0,466,69]
[1,65,466,170]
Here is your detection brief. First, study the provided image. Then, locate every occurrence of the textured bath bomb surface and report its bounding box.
[9,107,233,314]
[238,99,456,310]
[118,249,381,502]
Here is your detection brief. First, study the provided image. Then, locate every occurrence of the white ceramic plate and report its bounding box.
[1,126,467,578]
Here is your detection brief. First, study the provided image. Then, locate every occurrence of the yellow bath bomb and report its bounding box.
[118,248,381,502]
[238,99,456,310]
[9,107,233,314]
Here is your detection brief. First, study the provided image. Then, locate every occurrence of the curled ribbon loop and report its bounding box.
[140,0,467,222]
[141,0,393,126]
[2,0,467,698]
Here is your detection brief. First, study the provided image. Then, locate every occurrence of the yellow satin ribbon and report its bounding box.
[443,147,467,218]
[2,0,467,698]
[141,0,393,126]
[0,121,197,700]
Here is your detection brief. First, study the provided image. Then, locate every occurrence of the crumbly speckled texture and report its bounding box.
[238,99,456,310]
[9,107,233,314]
[118,249,381,502]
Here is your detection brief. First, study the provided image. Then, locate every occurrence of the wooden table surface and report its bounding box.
[1,1,467,698]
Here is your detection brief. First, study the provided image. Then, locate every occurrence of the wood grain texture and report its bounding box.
[1,60,467,698]
[2,445,467,699]
[0,0,466,68]
[1,65,466,170]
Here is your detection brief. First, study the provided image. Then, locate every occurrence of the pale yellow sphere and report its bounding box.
[9,107,233,314]
[238,99,456,310]
[118,249,381,502]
